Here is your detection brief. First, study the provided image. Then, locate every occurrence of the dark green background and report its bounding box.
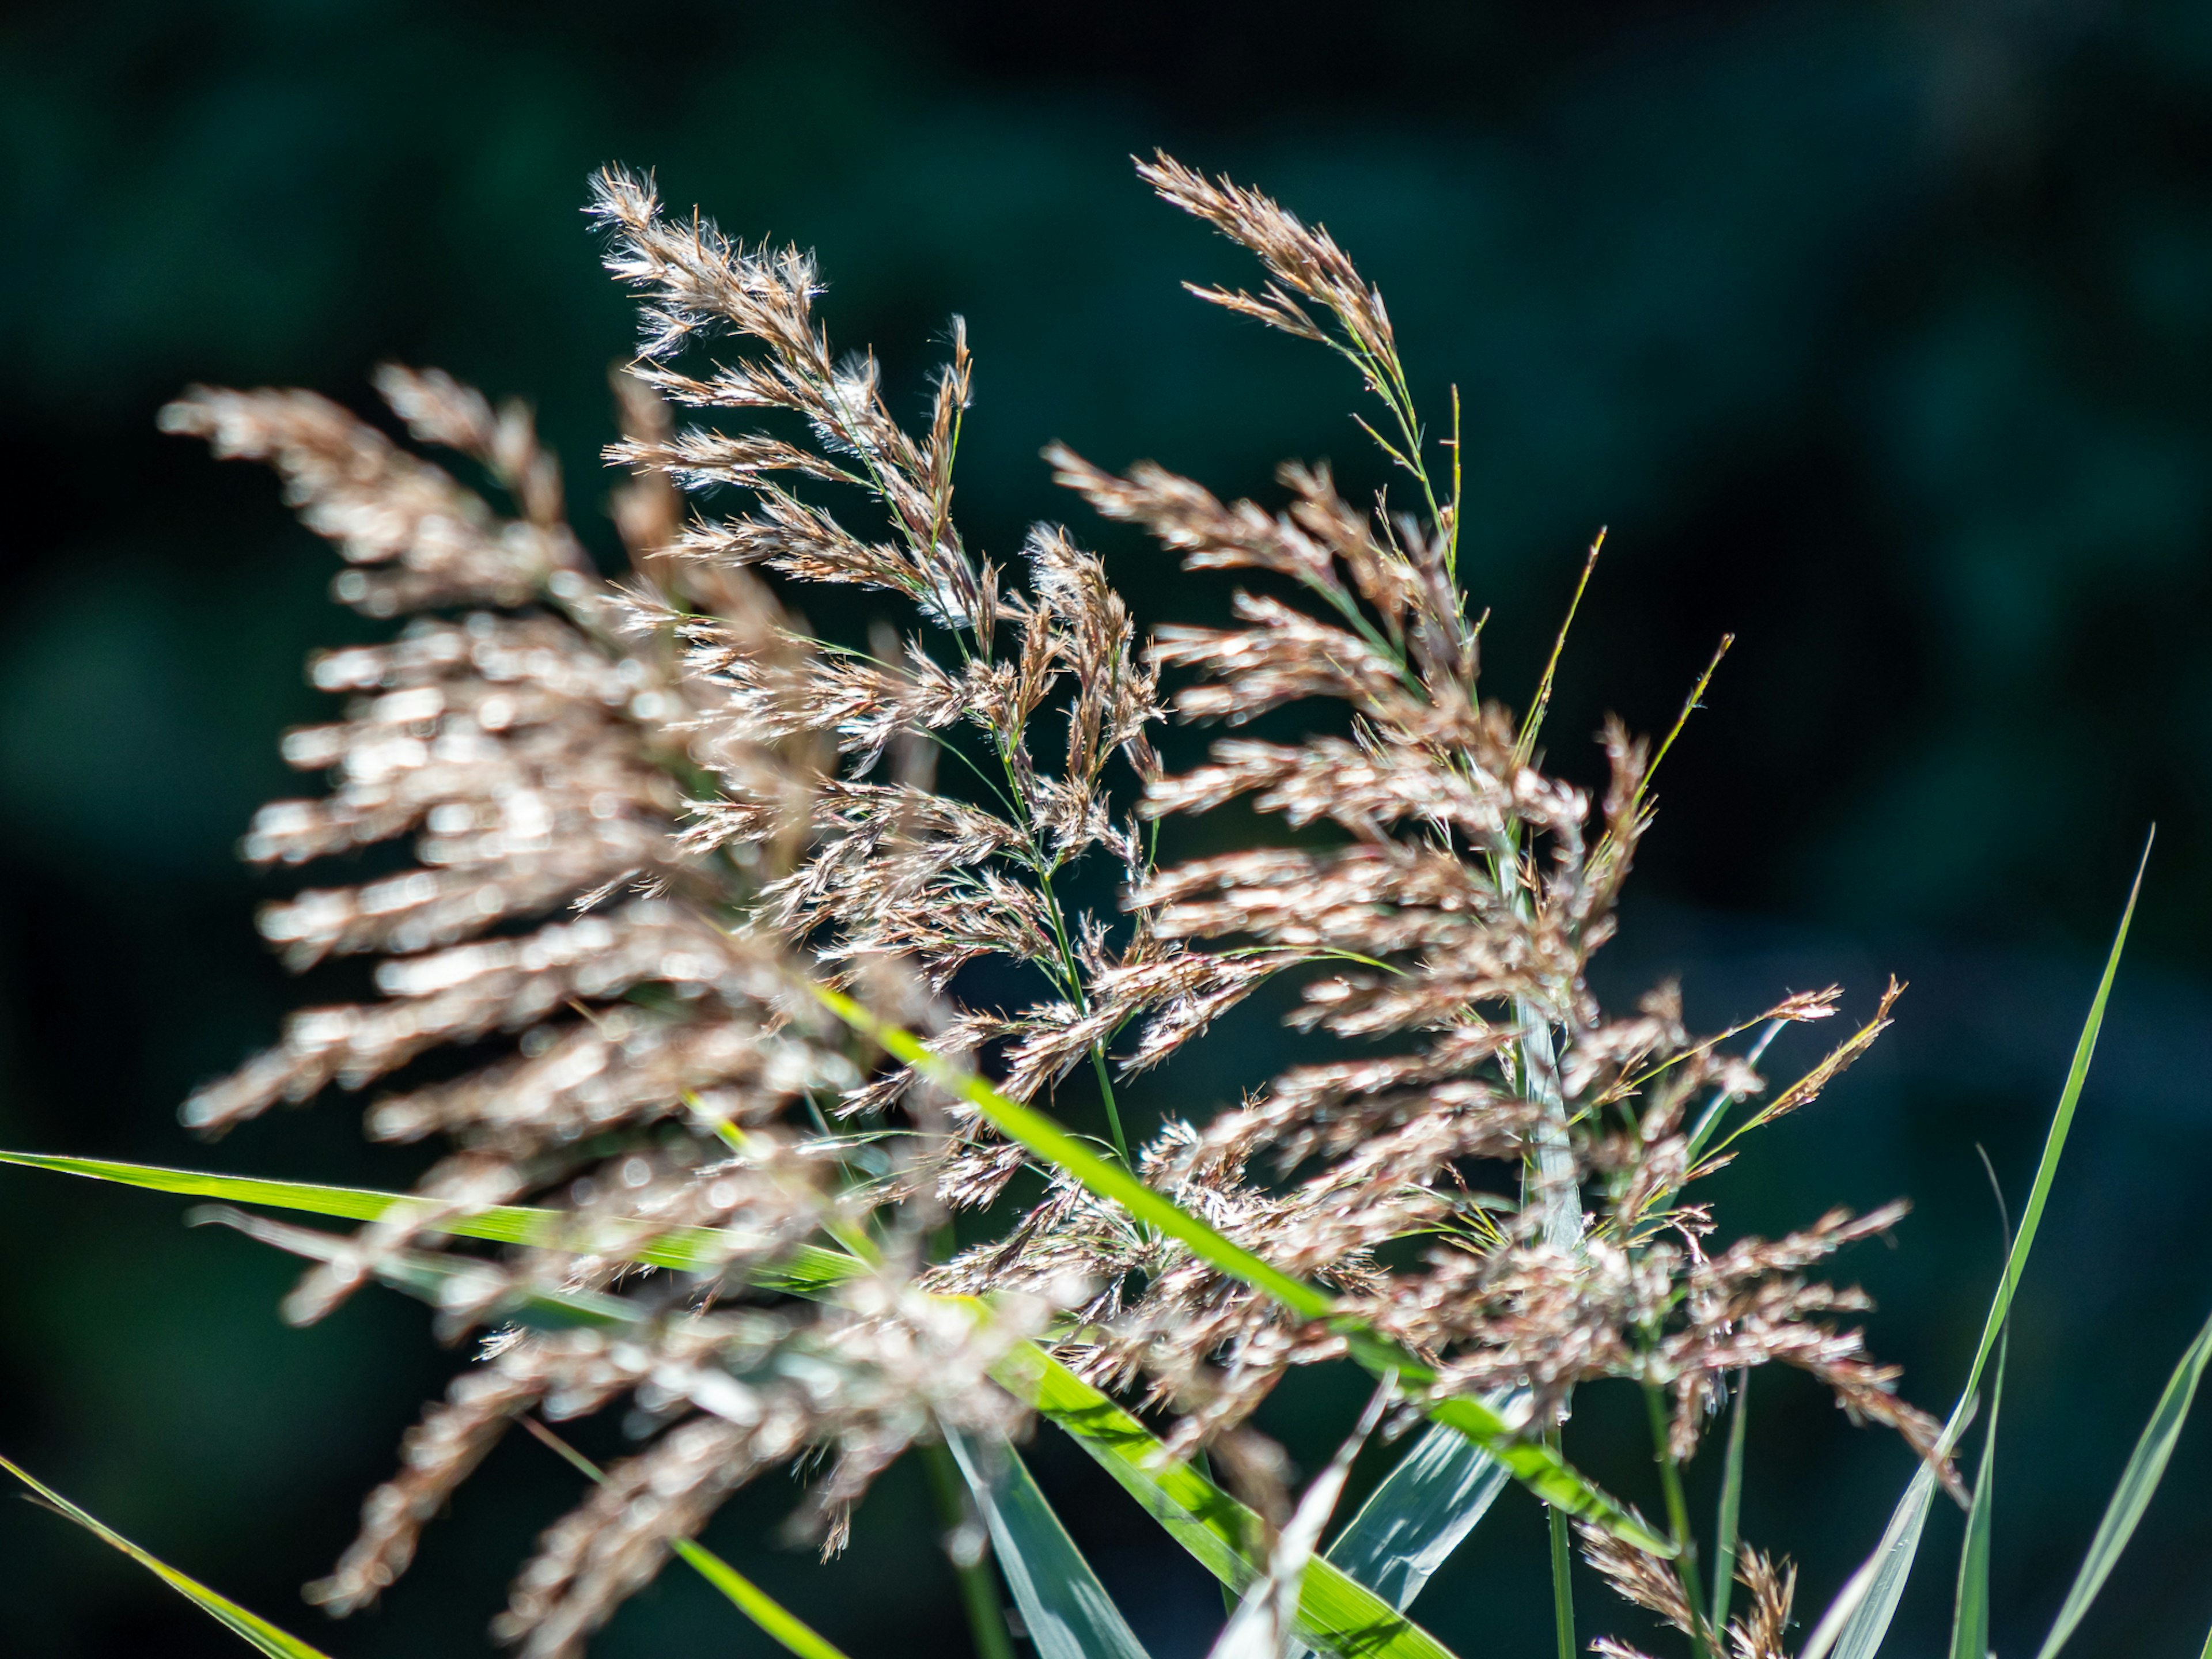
[6,2,2212,1654]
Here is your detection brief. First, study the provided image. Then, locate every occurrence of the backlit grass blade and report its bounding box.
[990,1341,1468,1659]
[4,1112,1657,1550]
[0,1149,863,1293]
[1801,839,2147,1659]
[519,1415,857,1659]
[812,984,1670,1556]
[945,1426,1153,1659]
[1946,1337,2005,1659]
[1,1452,335,1658]
[672,1540,857,1659]
[1960,838,2150,1407]
[20,1155,1516,1659]
[817,988,1330,1319]
[1320,1415,1510,1610]
[1710,1370,1748,1635]
[2034,1300,2212,1659]
[1797,1458,1939,1659]
[184,1206,1449,1659]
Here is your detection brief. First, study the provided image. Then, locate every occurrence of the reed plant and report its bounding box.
[5,153,2206,1659]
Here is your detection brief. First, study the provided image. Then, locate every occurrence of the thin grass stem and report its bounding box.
[925,1439,1020,1659]
[1089,1041,1131,1165]
[1517,531,1604,766]
[1711,1369,1749,1635]
[518,1418,858,1659]
[1633,634,1733,819]
[1643,1384,1713,1659]
[1446,384,1463,581]
[1547,1429,1578,1659]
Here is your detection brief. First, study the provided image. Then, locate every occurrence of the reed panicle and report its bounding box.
[148,152,1965,1658]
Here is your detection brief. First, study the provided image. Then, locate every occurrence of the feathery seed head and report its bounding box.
[165,152,1948,1656]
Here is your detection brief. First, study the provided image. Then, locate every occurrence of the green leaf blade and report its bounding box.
[2034,1301,2212,1659]
[815,984,1671,1558]
[1321,1416,1510,1611]
[1801,840,2147,1659]
[1962,839,2150,1403]
[1948,1341,2006,1659]
[0,1149,862,1291]
[1,1453,336,1658]
[1710,1370,1748,1636]
[672,1539,857,1659]
[990,1342,1469,1659]
[945,1427,1153,1659]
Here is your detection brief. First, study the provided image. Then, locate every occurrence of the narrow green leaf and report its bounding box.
[70,1176,1463,1659]
[0,1149,861,1293]
[1,1452,336,1658]
[1948,1338,2006,1659]
[813,984,1671,1556]
[1802,839,2148,1659]
[922,1439,1020,1659]
[945,1426,1153,1659]
[1710,1370,1748,1636]
[1961,838,2149,1406]
[1798,1457,1940,1659]
[188,1205,638,1330]
[5,1081,1659,1551]
[1514,531,1604,766]
[1547,1495,1576,1659]
[2034,1300,2212,1659]
[672,1540,857,1659]
[991,1341,1469,1659]
[816,988,1331,1320]
[518,1415,859,1659]
[1322,1417,1509,1611]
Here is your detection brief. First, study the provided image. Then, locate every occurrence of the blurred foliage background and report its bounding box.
[5,1,2212,1654]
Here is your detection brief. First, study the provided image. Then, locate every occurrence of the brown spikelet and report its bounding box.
[1137,150,1397,367]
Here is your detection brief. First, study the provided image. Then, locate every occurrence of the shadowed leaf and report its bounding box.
[945,1427,1153,1659]
[1321,1414,1510,1611]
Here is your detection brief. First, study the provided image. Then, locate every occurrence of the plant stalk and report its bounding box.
[1547,1429,1577,1659]
[1644,1384,1713,1659]
[924,1438,1019,1659]
[1710,1369,1748,1635]
[1089,1041,1131,1165]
